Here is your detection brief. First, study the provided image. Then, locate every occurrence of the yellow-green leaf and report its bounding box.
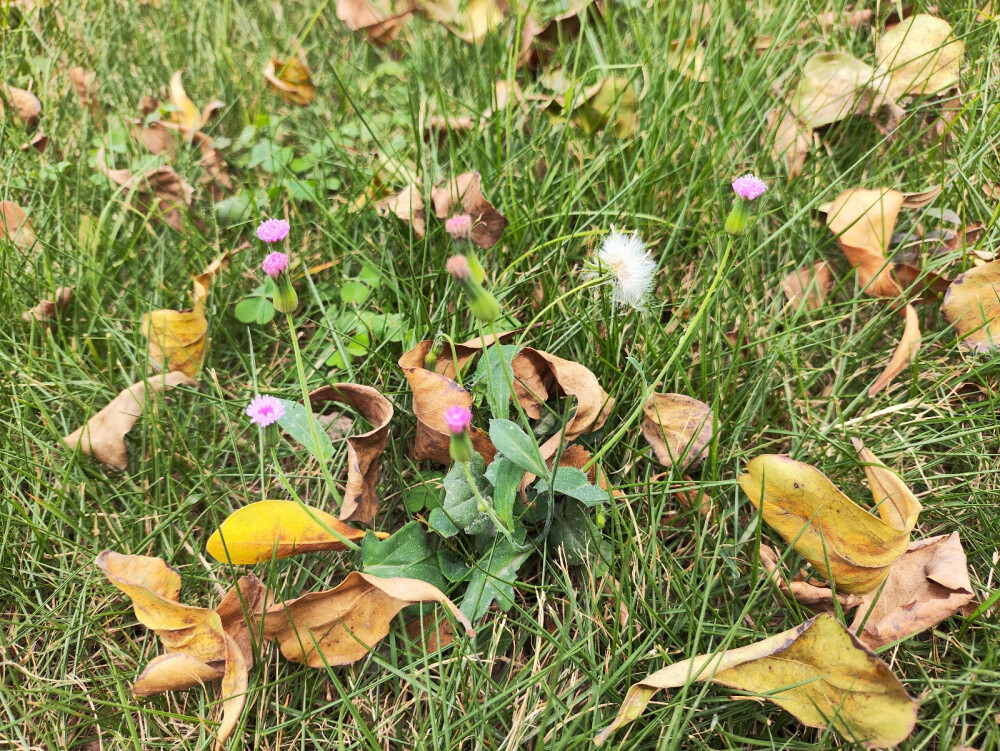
[876,14,964,100]
[941,260,1000,351]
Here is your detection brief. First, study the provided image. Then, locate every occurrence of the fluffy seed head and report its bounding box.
[246,395,285,427]
[443,405,473,434]
[262,251,289,278]
[732,174,767,201]
[597,230,657,310]
[257,218,290,244]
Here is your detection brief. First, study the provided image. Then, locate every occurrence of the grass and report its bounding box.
[2,0,1000,748]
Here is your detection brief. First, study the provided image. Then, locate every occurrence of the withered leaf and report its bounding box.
[308,384,394,525]
[876,14,964,100]
[760,544,863,613]
[641,393,713,470]
[69,67,100,117]
[595,613,918,748]
[430,172,507,249]
[64,372,197,469]
[23,286,74,323]
[169,71,223,134]
[519,0,594,70]
[555,76,638,137]
[941,260,1000,351]
[97,147,195,231]
[375,184,426,237]
[738,440,922,594]
[419,0,507,44]
[262,572,475,667]
[767,107,812,179]
[782,261,833,310]
[1,83,41,127]
[667,39,708,82]
[337,0,412,44]
[851,531,975,648]
[0,201,37,249]
[264,58,316,106]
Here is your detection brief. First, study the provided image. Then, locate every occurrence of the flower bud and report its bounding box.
[444,405,475,464]
[447,255,500,324]
[261,252,298,313]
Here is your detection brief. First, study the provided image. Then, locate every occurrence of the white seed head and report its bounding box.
[597,229,656,310]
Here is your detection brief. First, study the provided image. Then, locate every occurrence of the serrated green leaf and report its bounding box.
[275,399,334,463]
[535,466,609,506]
[549,501,605,566]
[460,537,531,621]
[360,522,445,589]
[489,419,548,478]
[403,472,444,513]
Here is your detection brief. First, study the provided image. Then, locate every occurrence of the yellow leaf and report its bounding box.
[206,500,376,564]
[941,260,1000,351]
[876,14,964,100]
[169,71,203,132]
[737,441,921,594]
[264,58,317,106]
[0,201,37,250]
[132,652,225,697]
[790,52,882,130]
[142,306,208,378]
[595,613,919,747]
[261,572,475,667]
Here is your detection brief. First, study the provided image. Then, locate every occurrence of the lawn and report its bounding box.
[2,0,999,749]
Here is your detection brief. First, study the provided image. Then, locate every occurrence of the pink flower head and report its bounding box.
[443,405,472,434]
[246,395,285,427]
[257,218,290,244]
[732,174,767,201]
[262,251,289,278]
[445,213,473,240]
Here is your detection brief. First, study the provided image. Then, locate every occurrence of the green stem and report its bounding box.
[583,236,736,472]
[286,312,343,506]
[461,460,519,546]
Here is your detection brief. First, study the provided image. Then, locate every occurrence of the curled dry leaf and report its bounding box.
[941,260,1000,351]
[594,613,919,748]
[23,285,74,323]
[264,58,316,106]
[375,184,426,237]
[760,543,863,613]
[69,67,101,119]
[64,371,197,469]
[876,14,964,101]
[206,500,375,564]
[782,261,833,310]
[0,201,37,250]
[1,83,41,127]
[261,572,475,667]
[519,0,594,70]
[308,384,394,524]
[96,147,195,231]
[640,393,713,470]
[430,172,507,249]
[738,441,922,594]
[96,552,263,750]
[850,532,975,648]
[337,0,412,44]
[169,71,224,134]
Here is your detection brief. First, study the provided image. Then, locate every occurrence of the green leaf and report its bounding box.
[403,472,445,513]
[341,281,372,305]
[489,419,548,478]
[460,537,531,621]
[485,456,523,530]
[549,501,606,567]
[359,263,383,288]
[357,311,404,342]
[214,191,254,224]
[473,345,520,420]
[234,296,275,325]
[361,523,445,589]
[534,467,609,506]
[438,549,471,583]
[428,454,493,537]
[275,399,334,463]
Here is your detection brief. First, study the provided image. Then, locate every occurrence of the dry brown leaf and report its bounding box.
[893,262,952,299]
[0,201,37,250]
[596,613,918,747]
[69,67,101,120]
[519,0,594,70]
[851,532,975,648]
[876,14,965,100]
[262,572,475,667]
[782,261,833,310]
[430,172,508,249]
[20,132,49,153]
[941,260,1000,351]
[375,184,426,237]
[405,613,454,651]
[337,0,413,44]
[667,39,708,82]
[213,574,269,663]
[1,83,41,127]
[767,108,812,179]
[264,58,316,106]
[790,52,885,130]
[64,372,197,469]
[867,302,920,395]
[419,0,507,43]
[96,147,195,231]
[641,393,713,470]
[308,384,394,524]
[23,286,74,323]
[760,544,863,613]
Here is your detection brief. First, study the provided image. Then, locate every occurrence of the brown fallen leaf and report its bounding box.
[430,172,508,249]
[641,393,713,470]
[207,500,373,564]
[552,76,638,137]
[23,286,74,323]
[851,531,975,648]
[782,261,833,310]
[0,201,37,250]
[20,132,49,153]
[261,572,475,667]
[941,260,1000,351]
[419,0,507,43]
[96,147,195,231]
[893,262,952,300]
[595,613,918,747]
[337,0,413,44]
[760,544,863,613]
[96,552,262,749]
[264,58,316,106]
[405,613,454,651]
[867,302,920,395]
[767,107,812,179]
[375,184,426,237]
[308,384,394,524]
[739,440,922,594]
[69,67,101,120]
[667,39,708,82]
[876,14,965,100]
[64,372,197,469]
[519,0,594,71]
[169,71,224,134]
[1,83,41,127]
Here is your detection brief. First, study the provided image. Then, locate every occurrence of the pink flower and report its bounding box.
[445,213,473,240]
[262,251,289,278]
[443,405,472,434]
[257,218,290,244]
[246,395,285,427]
[732,174,767,201]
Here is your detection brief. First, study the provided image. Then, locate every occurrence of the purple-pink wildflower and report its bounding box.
[246,395,285,427]
[731,174,767,201]
[445,213,473,240]
[262,251,289,278]
[257,218,290,244]
[443,405,473,434]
